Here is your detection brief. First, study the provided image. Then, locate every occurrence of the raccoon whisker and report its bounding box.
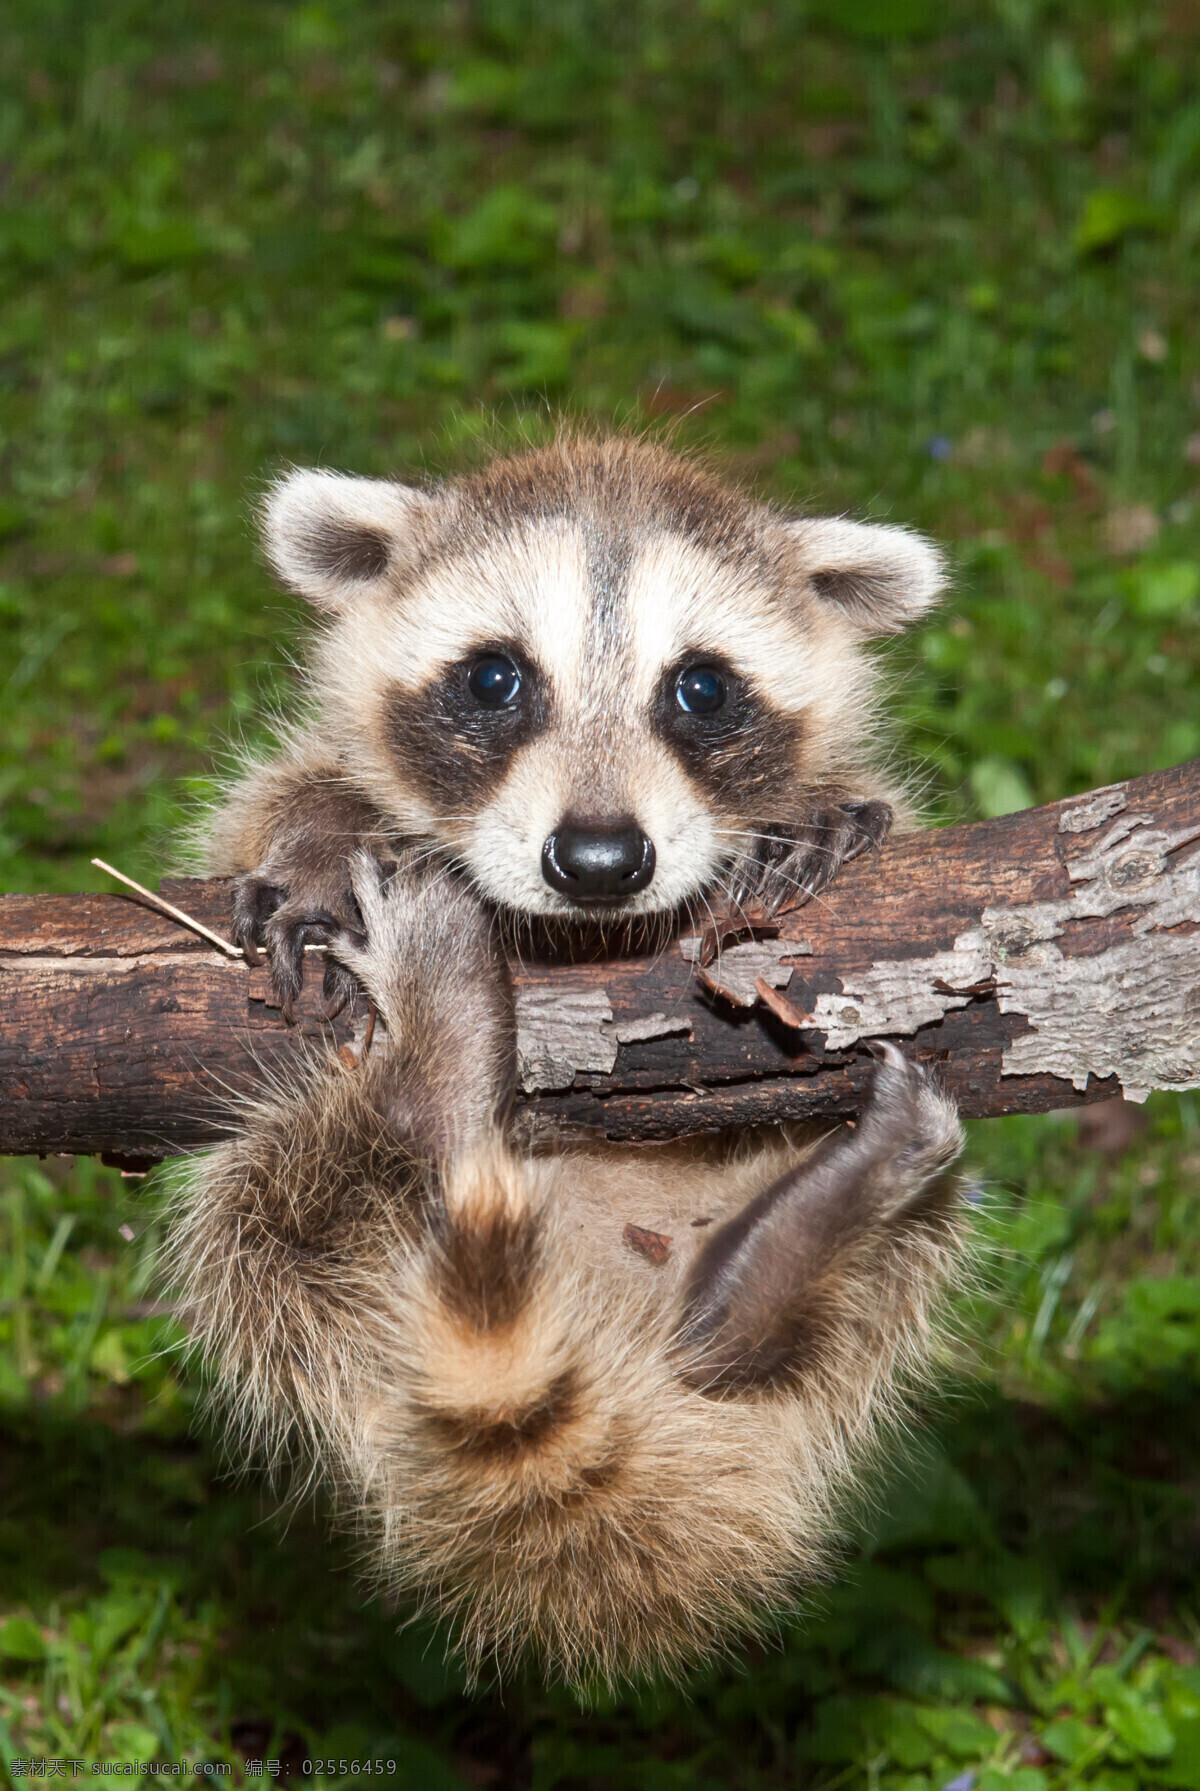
[711,828,847,863]
[712,848,842,921]
[397,845,455,876]
[719,835,851,890]
[765,877,842,919]
[691,885,730,973]
[707,867,763,939]
[708,828,799,840]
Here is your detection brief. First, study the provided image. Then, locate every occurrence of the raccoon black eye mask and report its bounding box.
[190,434,966,1682]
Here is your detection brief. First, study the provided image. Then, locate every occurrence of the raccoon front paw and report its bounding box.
[728,800,892,911]
[328,852,516,1152]
[231,862,387,1022]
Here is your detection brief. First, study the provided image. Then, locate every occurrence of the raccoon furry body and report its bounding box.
[177,436,967,1682]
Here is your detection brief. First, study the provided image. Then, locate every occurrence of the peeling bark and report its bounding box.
[516,988,618,1093]
[2,760,1198,1161]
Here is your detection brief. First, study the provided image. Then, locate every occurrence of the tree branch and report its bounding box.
[3,760,1198,1166]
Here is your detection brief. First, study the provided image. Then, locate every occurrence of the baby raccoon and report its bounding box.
[176,436,966,1683]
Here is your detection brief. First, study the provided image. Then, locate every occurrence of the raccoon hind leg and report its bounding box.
[677,1042,965,1396]
[166,1049,419,1471]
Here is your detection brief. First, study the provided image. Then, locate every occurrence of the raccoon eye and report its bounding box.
[675,664,726,716]
[468,654,522,709]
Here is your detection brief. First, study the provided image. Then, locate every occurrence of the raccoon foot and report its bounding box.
[232,868,360,1020]
[328,851,516,1156]
[218,775,409,1019]
[728,800,892,912]
[677,1041,963,1391]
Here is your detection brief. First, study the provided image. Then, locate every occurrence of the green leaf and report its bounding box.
[1040,1717,1103,1765]
[1002,1199,1071,1260]
[969,757,1034,818]
[0,210,67,270]
[381,1619,469,1707]
[1073,189,1167,254]
[763,304,820,355]
[438,185,558,270]
[914,1705,997,1759]
[0,1617,45,1661]
[1126,1280,1200,1321]
[1127,560,1200,619]
[809,0,939,39]
[666,278,761,350]
[0,501,29,544]
[855,1626,1011,1704]
[794,1695,887,1764]
[90,1591,152,1662]
[1106,1700,1174,1758]
[1155,1714,1200,1787]
[879,1702,936,1768]
[348,1738,471,1789]
[112,220,207,270]
[97,1546,178,1586]
[105,1723,161,1764]
[869,1453,990,1551]
[444,58,527,116]
[494,320,579,390]
[1040,39,1088,117]
[91,1327,132,1383]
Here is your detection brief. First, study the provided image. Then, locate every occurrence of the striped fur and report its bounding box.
[177,437,967,1683]
[170,862,965,1684]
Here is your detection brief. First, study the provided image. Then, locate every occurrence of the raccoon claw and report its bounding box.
[781,799,892,903]
[262,909,339,1021]
[230,874,286,967]
[321,954,360,1021]
[837,800,893,863]
[233,870,375,1020]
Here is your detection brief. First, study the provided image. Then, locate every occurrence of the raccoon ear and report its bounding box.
[785,517,947,638]
[261,469,431,612]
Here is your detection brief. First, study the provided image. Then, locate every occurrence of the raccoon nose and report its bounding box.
[541,821,656,902]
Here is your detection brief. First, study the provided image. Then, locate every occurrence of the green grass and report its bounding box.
[2,0,1199,1783]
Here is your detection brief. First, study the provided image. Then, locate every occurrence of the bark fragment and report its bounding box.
[623,1224,673,1265]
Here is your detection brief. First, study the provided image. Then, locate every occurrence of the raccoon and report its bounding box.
[176,436,966,1683]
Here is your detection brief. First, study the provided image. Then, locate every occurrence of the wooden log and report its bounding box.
[2,760,1199,1165]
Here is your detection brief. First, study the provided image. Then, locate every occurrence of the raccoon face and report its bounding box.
[262,441,945,919]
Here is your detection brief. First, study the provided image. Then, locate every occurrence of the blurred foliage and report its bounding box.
[1,0,1200,1785]
[3,0,1200,888]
